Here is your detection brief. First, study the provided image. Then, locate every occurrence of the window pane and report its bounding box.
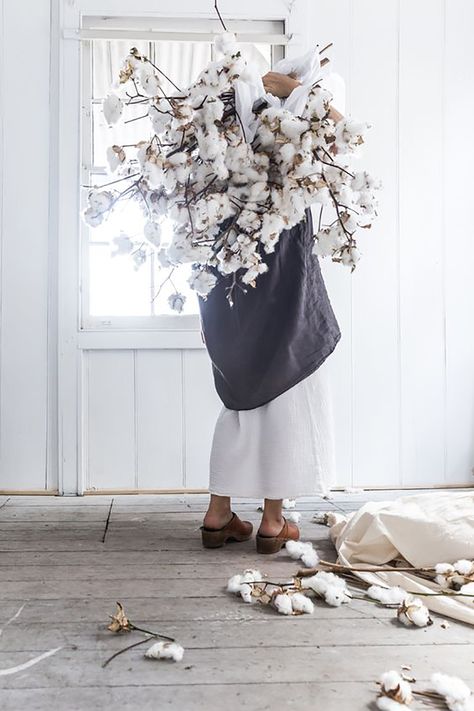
[89,243,152,316]
[84,35,280,323]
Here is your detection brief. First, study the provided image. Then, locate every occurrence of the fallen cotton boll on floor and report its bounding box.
[430,672,474,710]
[282,499,296,509]
[273,591,314,616]
[301,570,351,606]
[376,670,413,709]
[367,584,407,605]
[397,595,433,628]
[273,593,294,616]
[285,540,320,568]
[285,511,301,524]
[290,592,315,614]
[227,569,264,603]
[312,511,348,527]
[145,641,184,662]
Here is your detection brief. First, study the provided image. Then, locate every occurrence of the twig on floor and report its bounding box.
[102,636,153,668]
[102,497,114,543]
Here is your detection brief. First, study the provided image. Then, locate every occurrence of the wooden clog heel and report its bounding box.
[256,517,300,555]
[200,512,253,549]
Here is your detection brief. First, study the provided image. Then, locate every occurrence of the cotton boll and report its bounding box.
[304,87,332,121]
[107,145,126,173]
[188,268,217,297]
[241,261,268,286]
[435,563,455,575]
[290,592,314,615]
[325,512,348,527]
[285,511,301,524]
[280,118,309,141]
[88,189,114,213]
[367,585,407,605]
[239,583,254,603]
[397,595,433,628]
[145,641,184,662]
[431,672,474,710]
[340,246,361,268]
[279,142,296,164]
[144,221,162,248]
[300,548,320,569]
[214,32,239,56]
[103,94,123,125]
[274,593,293,616]
[227,574,244,594]
[240,569,263,584]
[379,670,413,705]
[168,292,186,313]
[454,559,474,576]
[83,206,104,228]
[301,571,350,606]
[140,71,161,97]
[149,105,171,135]
[313,226,345,257]
[285,540,308,560]
[142,158,165,189]
[282,498,296,509]
[324,586,351,607]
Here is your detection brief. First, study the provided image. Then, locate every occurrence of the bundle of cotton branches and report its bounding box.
[83,32,381,307]
[226,568,314,615]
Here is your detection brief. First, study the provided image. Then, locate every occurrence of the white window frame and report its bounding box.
[53,0,307,494]
[79,14,290,333]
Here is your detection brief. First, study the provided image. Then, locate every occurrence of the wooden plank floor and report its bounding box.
[0,489,473,710]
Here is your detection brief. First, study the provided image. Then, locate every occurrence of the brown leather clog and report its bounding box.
[255,516,300,554]
[200,512,253,549]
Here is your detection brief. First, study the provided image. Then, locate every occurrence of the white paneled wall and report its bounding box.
[84,350,220,490]
[0,0,473,492]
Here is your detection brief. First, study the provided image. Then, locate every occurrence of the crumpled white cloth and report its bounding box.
[235,43,344,142]
[328,490,474,624]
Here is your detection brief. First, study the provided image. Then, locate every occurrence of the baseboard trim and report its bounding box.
[1,483,471,496]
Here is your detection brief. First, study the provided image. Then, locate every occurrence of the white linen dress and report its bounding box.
[208,357,337,499]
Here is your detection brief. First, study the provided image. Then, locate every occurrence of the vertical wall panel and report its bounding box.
[0,1,51,489]
[398,0,446,485]
[86,350,136,489]
[135,350,183,489]
[182,350,221,489]
[444,0,474,484]
[349,0,401,486]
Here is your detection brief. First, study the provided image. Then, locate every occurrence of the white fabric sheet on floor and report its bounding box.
[208,358,337,499]
[328,490,474,625]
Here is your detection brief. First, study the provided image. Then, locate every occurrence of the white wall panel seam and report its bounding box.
[395,0,402,487]
[133,349,139,488]
[181,350,187,487]
[441,0,448,484]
